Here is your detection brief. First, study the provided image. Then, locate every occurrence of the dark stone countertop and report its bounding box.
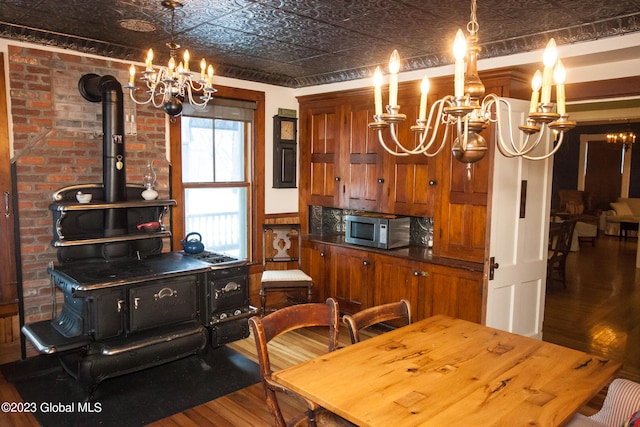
[304,234,484,273]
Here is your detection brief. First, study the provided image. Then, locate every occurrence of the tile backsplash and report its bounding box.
[308,206,433,248]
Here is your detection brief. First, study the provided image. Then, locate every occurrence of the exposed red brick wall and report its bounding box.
[8,45,169,337]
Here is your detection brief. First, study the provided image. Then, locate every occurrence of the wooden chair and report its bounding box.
[342,299,411,344]
[547,218,577,288]
[261,224,313,316]
[248,298,355,427]
[557,189,601,246]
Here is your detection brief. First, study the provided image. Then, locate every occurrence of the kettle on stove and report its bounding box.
[181,232,205,254]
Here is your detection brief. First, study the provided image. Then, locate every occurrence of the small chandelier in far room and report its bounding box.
[607,125,637,151]
[124,0,217,117]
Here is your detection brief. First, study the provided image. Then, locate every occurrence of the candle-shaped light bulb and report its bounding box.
[554,60,566,115]
[183,50,190,71]
[373,66,383,116]
[418,76,430,122]
[168,56,176,78]
[200,58,206,81]
[207,64,214,86]
[541,38,558,104]
[453,29,467,98]
[129,64,136,86]
[177,62,184,75]
[529,70,542,113]
[146,49,154,71]
[388,50,400,108]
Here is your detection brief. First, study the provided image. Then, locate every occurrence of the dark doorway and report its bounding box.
[584,140,623,210]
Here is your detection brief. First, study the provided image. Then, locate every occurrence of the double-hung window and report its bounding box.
[180,100,255,260]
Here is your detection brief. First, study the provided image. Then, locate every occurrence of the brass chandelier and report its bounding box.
[607,125,637,150]
[369,0,576,172]
[124,0,216,117]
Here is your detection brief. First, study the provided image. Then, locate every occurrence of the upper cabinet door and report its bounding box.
[300,102,342,208]
[344,101,385,211]
[383,90,439,217]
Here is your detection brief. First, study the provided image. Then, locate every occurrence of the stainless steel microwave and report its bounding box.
[345,214,410,249]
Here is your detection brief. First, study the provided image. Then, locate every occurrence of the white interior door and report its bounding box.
[485,98,554,339]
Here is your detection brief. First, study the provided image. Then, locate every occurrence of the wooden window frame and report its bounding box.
[170,85,265,266]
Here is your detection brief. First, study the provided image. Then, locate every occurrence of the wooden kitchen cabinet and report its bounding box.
[300,101,342,208]
[299,90,438,218]
[303,240,484,322]
[372,253,424,322]
[423,264,483,323]
[373,252,482,323]
[344,100,385,211]
[328,245,373,314]
[301,239,329,303]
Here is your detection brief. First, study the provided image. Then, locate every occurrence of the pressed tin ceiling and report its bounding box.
[0,0,639,88]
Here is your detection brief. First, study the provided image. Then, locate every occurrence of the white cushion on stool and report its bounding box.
[261,269,312,282]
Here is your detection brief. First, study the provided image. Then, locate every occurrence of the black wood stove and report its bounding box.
[21,74,255,396]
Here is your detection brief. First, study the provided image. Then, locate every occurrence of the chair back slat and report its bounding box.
[343,299,411,344]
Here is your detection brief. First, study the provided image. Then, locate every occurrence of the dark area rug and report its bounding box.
[1,346,260,426]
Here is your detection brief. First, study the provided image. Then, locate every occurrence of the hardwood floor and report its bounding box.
[543,235,640,384]
[1,234,638,426]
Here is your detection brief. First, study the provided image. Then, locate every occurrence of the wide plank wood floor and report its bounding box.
[1,235,638,426]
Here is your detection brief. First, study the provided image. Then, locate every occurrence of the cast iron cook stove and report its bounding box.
[21,74,254,397]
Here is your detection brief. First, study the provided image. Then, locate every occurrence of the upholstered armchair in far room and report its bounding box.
[555,190,601,247]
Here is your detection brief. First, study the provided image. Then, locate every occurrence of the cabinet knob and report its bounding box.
[117,299,125,313]
[363,260,370,266]
[320,251,325,257]
[377,178,385,184]
[429,180,437,186]
[413,270,429,277]
[334,176,341,181]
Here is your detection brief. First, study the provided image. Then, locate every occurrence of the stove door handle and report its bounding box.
[155,287,177,300]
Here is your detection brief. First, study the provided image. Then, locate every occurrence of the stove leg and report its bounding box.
[197,345,212,370]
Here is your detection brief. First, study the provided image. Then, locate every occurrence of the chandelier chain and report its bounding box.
[168,3,180,53]
[467,0,479,35]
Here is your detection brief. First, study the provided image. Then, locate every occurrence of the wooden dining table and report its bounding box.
[272,315,622,427]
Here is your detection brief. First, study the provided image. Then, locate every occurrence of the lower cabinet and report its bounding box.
[303,239,484,323]
[372,254,422,322]
[301,239,328,303]
[422,264,483,323]
[328,245,373,314]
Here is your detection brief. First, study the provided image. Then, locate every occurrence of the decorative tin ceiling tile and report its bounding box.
[0,0,638,87]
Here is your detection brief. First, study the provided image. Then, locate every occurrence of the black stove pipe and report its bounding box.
[79,74,127,238]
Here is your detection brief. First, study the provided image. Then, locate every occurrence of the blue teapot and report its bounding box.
[181,232,205,254]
